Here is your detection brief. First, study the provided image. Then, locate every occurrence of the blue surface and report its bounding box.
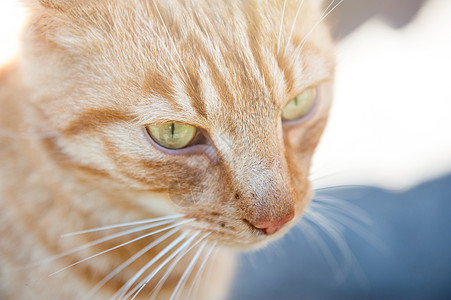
[231,174,451,300]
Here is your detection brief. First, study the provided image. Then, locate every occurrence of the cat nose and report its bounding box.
[253,213,295,235]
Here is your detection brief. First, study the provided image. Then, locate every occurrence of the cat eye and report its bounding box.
[281,87,317,121]
[146,123,197,150]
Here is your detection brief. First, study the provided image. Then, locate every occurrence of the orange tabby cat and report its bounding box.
[0,0,335,299]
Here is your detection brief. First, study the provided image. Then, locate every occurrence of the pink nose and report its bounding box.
[253,213,295,235]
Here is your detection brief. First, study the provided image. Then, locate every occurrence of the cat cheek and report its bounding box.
[296,116,328,154]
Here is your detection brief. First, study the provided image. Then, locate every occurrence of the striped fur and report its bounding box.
[0,0,335,299]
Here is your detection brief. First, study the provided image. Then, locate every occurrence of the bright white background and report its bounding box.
[1,0,450,189]
[313,0,451,189]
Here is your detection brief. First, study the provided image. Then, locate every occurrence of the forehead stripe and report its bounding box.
[184,67,208,119]
[189,35,236,110]
[63,108,133,136]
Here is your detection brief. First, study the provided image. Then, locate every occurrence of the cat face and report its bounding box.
[23,0,334,249]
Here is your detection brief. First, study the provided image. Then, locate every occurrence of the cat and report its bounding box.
[0,0,336,299]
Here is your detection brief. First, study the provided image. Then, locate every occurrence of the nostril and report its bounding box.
[253,213,295,235]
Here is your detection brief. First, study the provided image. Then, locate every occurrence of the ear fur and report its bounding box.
[22,0,91,13]
[38,0,69,9]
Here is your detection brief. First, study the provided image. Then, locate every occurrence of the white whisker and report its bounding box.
[296,0,343,53]
[148,24,187,85]
[148,249,186,300]
[112,230,192,300]
[127,231,201,300]
[150,234,210,300]
[320,0,339,19]
[169,238,209,300]
[312,195,370,224]
[311,202,366,229]
[306,209,354,278]
[50,219,193,277]
[283,0,305,55]
[314,185,361,193]
[296,218,320,250]
[200,246,220,296]
[277,0,287,53]
[15,219,182,271]
[310,199,386,252]
[310,171,344,189]
[186,241,217,300]
[61,215,184,238]
[83,227,182,300]
[315,206,377,244]
[299,215,341,272]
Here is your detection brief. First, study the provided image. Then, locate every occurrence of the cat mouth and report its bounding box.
[181,209,298,248]
[192,218,296,249]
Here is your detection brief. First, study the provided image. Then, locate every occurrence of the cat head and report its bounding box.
[21,0,335,249]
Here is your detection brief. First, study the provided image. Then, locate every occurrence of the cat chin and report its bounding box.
[225,233,288,252]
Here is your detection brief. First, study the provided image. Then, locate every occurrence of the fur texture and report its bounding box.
[0,0,335,299]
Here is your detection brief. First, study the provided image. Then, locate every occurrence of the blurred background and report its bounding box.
[1,0,450,299]
[313,0,451,190]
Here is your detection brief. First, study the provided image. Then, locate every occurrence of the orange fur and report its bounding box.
[0,0,335,299]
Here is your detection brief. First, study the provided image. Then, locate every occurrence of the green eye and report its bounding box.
[282,87,317,121]
[146,123,197,149]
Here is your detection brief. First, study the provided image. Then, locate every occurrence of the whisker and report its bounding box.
[149,234,210,300]
[283,0,305,56]
[198,246,220,298]
[296,218,319,250]
[61,214,184,238]
[310,200,387,252]
[112,230,192,300]
[147,24,187,85]
[277,0,287,53]
[305,209,354,279]
[83,227,182,300]
[320,0,339,19]
[14,219,183,271]
[310,202,366,230]
[148,250,186,300]
[314,185,363,193]
[310,171,344,189]
[296,0,343,53]
[311,195,371,225]
[152,0,190,83]
[312,207,372,285]
[186,241,217,300]
[297,217,340,271]
[50,219,193,277]
[126,231,201,300]
[169,238,209,300]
